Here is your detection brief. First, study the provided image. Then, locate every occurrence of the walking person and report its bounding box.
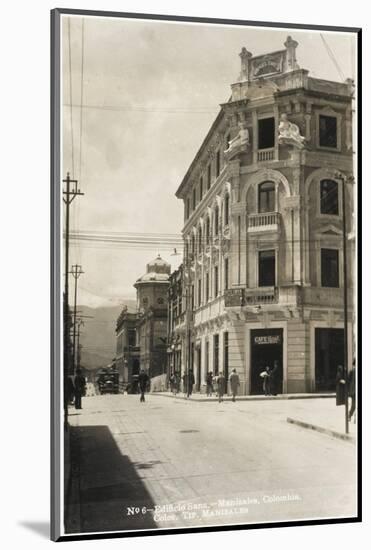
[74,368,86,410]
[348,360,356,421]
[182,372,188,397]
[229,369,240,402]
[216,371,226,403]
[138,369,149,402]
[335,365,346,406]
[206,371,213,397]
[270,360,279,396]
[174,372,180,395]
[188,370,195,396]
[260,366,271,396]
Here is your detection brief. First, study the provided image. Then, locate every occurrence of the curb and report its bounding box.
[286,417,355,443]
[151,392,335,403]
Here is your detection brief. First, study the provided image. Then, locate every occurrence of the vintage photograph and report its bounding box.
[53,9,359,540]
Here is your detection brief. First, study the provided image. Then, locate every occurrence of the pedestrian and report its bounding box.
[182,372,188,396]
[260,366,271,396]
[174,372,180,395]
[229,369,240,402]
[169,373,175,394]
[188,370,195,396]
[212,373,218,396]
[348,361,356,421]
[270,360,279,396]
[74,368,86,410]
[206,371,213,397]
[216,371,226,403]
[335,365,346,406]
[138,369,150,402]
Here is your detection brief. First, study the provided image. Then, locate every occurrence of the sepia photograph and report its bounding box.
[51,8,360,541]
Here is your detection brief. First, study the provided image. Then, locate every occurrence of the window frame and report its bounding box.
[320,247,340,288]
[319,179,339,216]
[316,108,341,153]
[258,181,276,213]
[258,248,276,287]
[258,116,275,150]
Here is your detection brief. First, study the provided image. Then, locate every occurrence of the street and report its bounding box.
[65,393,357,534]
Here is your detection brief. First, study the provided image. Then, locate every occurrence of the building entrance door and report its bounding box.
[315,328,344,391]
[250,329,283,395]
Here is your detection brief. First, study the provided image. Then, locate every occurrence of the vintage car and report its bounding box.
[97,368,119,394]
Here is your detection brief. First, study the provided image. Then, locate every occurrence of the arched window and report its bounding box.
[320,179,339,215]
[198,226,202,253]
[224,194,230,226]
[191,234,195,254]
[258,181,275,213]
[214,205,219,235]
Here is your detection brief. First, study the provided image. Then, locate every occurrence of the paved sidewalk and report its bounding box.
[151,391,335,402]
[153,392,357,442]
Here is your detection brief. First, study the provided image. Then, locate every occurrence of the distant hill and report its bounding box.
[78,302,136,370]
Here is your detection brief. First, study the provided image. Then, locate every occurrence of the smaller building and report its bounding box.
[115,307,140,387]
[167,264,184,379]
[115,255,171,391]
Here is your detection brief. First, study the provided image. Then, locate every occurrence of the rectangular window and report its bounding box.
[207,164,211,190]
[321,249,339,287]
[205,272,209,302]
[319,115,337,148]
[198,278,202,307]
[214,265,219,297]
[224,258,229,290]
[191,284,195,309]
[223,332,229,380]
[213,334,219,375]
[320,180,339,215]
[186,198,190,220]
[200,177,203,200]
[216,150,220,177]
[258,117,275,149]
[258,182,275,213]
[192,188,196,210]
[258,250,275,287]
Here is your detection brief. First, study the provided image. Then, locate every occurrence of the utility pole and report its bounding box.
[335,172,354,435]
[63,172,84,376]
[70,264,84,373]
[63,173,84,419]
[76,318,84,370]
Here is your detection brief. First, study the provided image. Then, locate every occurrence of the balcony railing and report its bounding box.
[257,148,275,162]
[247,212,280,232]
[245,288,278,305]
[224,287,278,307]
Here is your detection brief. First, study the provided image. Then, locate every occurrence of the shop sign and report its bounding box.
[253,335,281,345]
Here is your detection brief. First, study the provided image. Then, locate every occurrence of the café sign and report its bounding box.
[253,335,281,345]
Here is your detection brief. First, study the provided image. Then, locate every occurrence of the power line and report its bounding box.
[320,34,346,82]
[68,18,75,177]
[63,103,218,114]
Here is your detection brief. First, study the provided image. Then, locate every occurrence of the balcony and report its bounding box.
[224,287,278,307]
[244,287,278,305]
[247,212,280,233]
[257,148,275,162]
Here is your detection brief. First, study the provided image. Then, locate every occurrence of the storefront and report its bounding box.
[249,328,284,395]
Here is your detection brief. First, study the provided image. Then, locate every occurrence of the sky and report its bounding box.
[62,15,356,308]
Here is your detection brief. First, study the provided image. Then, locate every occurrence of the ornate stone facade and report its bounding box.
[175,37,355,395]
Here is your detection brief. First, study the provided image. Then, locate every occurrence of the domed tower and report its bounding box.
[134,254,171,312]
[134,255,171,383]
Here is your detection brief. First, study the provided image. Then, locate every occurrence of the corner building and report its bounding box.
[175,37,354,395]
